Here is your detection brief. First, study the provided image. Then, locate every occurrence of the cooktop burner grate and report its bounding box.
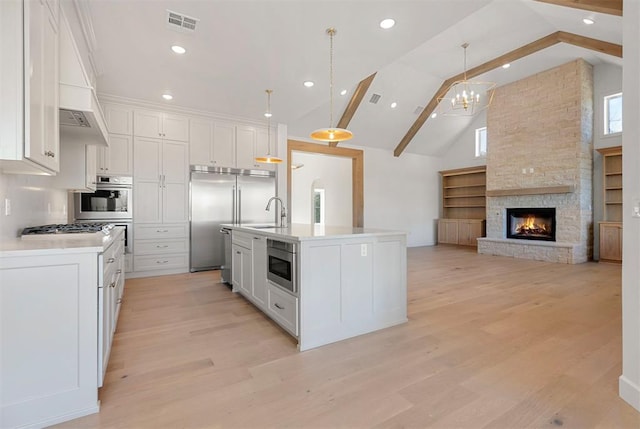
[22,222,114,235]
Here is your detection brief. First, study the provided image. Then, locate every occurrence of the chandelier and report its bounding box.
[310,28,353,143]
[255,89,282,164]
[438,43,496,116]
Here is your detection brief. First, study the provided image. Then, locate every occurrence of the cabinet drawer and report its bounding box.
[133,253,189,272]
[232,231,254,249]
[135,238,188,255]
[267,284,298,336]
[134,223,187,239]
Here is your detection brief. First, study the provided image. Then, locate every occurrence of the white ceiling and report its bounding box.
[78,0,623,157]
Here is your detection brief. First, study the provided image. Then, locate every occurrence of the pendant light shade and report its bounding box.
[255,89,282,164]
[311,28,353,143]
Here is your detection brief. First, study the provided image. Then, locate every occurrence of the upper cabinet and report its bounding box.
[189,119,235,168]
[134,110,189,142]
[104,103,133,135]
[100,103,133,176]
[0,0,60,174]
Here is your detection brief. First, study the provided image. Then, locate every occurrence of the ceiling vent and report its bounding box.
[413,106,425,115]
[369,93,381,104]
[166,10,198,32]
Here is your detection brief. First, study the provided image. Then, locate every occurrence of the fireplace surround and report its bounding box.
[506,208,556,241]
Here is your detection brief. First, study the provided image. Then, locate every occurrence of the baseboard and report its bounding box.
[619,375,640,412]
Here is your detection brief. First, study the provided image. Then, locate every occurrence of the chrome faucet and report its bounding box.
[265,197,287,227]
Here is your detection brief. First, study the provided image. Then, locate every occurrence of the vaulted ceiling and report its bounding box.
[75,0,623,157]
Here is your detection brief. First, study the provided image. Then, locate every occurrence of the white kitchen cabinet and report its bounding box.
[236,125,276,171]
[52,142,97,191]
[103,103,133,135]
[232,243,252,296]
[0,0,60,174]
[255,127,277,171]
[97,134,133,175]
[189,118,236,167]
[134,109,189,142]
[251,235,268,308]
[267,283,298,336]
[133,137,188,224]
[131,223,189,277]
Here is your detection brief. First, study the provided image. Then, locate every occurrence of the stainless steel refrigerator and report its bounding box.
[189,166,276,273]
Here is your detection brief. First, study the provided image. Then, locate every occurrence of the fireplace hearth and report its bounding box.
[506,208,556,241]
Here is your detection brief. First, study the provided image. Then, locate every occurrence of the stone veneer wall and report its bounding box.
[478,59,593,263]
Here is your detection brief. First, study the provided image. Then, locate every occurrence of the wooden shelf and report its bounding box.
[439,166,486,222]
[443,184,486,189]
[605,201,622,205]
[444,194,486,198]
[444,205,486,208]
[486,185,574,197]
[605,171,622,176]
[605,187,622,190]
[597,146,622,262]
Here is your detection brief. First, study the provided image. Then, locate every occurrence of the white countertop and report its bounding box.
[225,223,407,241]
[0,227,124,257]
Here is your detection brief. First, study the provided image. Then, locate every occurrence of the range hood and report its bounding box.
[59,9,108,146]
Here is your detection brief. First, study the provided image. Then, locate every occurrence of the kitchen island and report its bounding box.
[226,224,408,351]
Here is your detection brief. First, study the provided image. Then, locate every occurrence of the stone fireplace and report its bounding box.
[477,59,593,264]
[506,208,556,241]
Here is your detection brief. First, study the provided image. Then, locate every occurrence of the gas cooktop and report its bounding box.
[21,222,114,236]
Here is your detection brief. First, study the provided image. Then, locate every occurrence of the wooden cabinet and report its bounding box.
[97,134,133,175]
[133,137,188,224]
[438,166,486,246]
[597,146,622,262]
[0,0,60,174]
[134,109,189,141]
[191,119,276,171]
[599,222,622,263]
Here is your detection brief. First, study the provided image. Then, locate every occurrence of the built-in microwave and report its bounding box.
[267,239,297,294]
[74,176,133,221]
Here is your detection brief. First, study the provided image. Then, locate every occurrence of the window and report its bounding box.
[475,127,487,158]
[314,188,325,225]
[604,93,622,135]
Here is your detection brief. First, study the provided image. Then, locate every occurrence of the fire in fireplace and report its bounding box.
[506,208,556,241]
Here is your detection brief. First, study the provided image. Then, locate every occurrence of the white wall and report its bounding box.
[290,151,352,227]
[438,110,487,171]
[620,0,640,412]
[0,174,69,240]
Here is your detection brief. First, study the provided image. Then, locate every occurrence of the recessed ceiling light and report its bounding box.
[340,89,347,96]
[264,112,272,118]
[171,45,186,54]
[303,81,314,88]
[162,93,173,100]
[431,112,437,119]
[390,102,397,109]
[583,17,595,25]
[380,18,395,29]
[502,63,511,69]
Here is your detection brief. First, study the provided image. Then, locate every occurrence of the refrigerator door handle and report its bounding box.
[238,188,242,225]
[232,186,236,224]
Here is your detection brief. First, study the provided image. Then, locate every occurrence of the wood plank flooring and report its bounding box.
[54,245,640,428]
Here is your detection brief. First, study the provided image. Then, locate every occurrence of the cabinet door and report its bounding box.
[162,141,188,223]
[189,118,213,166]
[232,244,244,291]
[134,109,163,138]
[600,223,622,262]
[162,113,189,142]
[240,246,252,296]
[25,0,59,172]
[235,125,257,170]
[213,122,236,168]
[106,134,133,175]
[251,236,267,309]
[104,104,132,135]
[134,137,162,223]
[255,127,277,171]
[85,144,97,191]
[438,219,459,244]
[96,146,107,173]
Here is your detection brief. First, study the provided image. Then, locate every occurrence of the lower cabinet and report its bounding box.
[437,218,485,246]
[232,231,268,311]
[232,242,252,297]
[267,283,299,336]
[132,223,189,276]
[599,221,622,263]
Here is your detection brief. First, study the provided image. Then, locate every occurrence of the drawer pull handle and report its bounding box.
[109,281,116,288]
[156,260,169,264]
[116,269,122,274]
[156,245,169,248]
[44,150,56,158]
[107,257,115,263]
[274,303,284,310]
[117,298,122,304]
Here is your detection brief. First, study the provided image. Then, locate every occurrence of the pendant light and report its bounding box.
[255,89,282,164]
[310,28,353,143]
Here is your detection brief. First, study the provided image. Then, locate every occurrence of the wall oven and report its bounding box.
[267,239,297,294]
[74,176,133,220]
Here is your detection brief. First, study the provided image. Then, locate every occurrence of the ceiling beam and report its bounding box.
[393,31,622,157]
[329,72,377,147]
[534,0,622,16]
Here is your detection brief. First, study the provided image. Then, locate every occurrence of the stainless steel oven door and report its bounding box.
[267,246,296,294]
[74,184,132,220]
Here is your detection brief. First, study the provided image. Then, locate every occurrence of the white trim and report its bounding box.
[72,0,101,77]
[619,375,640,411]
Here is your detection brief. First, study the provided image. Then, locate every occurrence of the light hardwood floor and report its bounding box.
[55,246,640,428]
